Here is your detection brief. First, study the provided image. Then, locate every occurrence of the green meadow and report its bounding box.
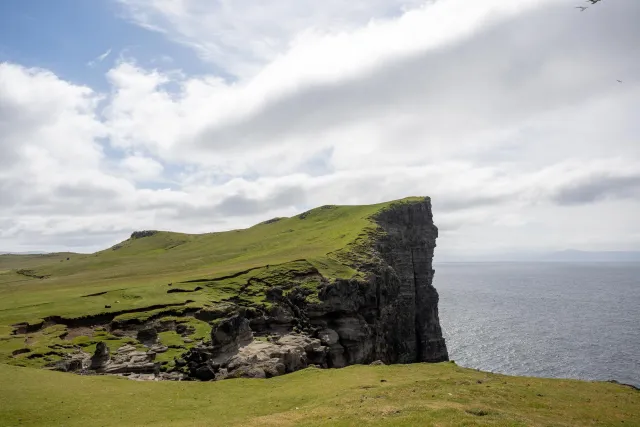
[1,362,638,426]
[0,197,638,426]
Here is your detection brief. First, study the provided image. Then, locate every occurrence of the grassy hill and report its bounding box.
[1,362,638,426]
[0,198,415,368]
[1,197,638,426]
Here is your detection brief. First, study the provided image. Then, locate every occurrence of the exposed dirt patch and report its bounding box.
[62,327,94,341]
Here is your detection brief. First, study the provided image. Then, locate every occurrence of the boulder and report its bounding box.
[318,328,346,368]
[149,344,168,354]
[195,364,216,381]
[216,334,326,379]
[210,314,253,358]
[90,342,110,370]
[175,323,195,336]
[103,362,157,375]
[117,344,137,354]
[158,372,187,381]
[55,359,82,372]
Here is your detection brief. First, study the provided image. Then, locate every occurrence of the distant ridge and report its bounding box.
[437,250,640,263]
[539,250,640,263]
[0,251,46,255]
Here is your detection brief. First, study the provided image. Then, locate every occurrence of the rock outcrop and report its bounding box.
[130,230,159,239]
[182,198,448,380]
[56,342,165,378]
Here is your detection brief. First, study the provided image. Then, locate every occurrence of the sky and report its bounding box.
[0,0,639,259]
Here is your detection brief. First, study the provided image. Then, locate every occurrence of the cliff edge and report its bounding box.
[2,197,447,381]
[181,197,448,380]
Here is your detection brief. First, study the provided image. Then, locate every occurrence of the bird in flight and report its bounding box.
[576,6,588,11]
[587,0,602,4]
[617,80,623,83]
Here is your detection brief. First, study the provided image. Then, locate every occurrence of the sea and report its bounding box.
[435,262,640,388]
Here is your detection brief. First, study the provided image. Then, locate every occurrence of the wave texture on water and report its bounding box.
[436,262,640,388]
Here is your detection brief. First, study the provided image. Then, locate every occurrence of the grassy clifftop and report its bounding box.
[0,198,423,368]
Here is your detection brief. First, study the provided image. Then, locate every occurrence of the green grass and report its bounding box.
[3,197,637,425]
[0,362,638,426]
[0,198,424,369]
[0,199,418,327]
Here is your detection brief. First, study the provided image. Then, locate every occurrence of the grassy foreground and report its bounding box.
[1,362,638,426]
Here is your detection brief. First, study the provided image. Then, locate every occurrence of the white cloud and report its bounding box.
[121,154,164,180]
[1,0,639,255]
[116,0,427,77]
[87,48,113,67]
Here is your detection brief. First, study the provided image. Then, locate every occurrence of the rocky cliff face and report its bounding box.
[53,198,448,380]
[304,198,448,367]
[179,198,448,380]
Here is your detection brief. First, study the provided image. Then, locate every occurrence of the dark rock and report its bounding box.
[319,328,346,368]
[195,365,216,381]
[137,328,158,345]
[260,217,283,225]
[54,356,86,372]
[175,323,195,336]
[298,210,312,219]
[90,342,110,370]
[130,230,158,239]
[372,198,448,363]
[305,198,448,365]
[210,314,253,355]
[194,304,237,322]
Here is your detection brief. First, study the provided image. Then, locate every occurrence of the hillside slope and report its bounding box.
[0,197,447,380]
[1,362,639,426]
